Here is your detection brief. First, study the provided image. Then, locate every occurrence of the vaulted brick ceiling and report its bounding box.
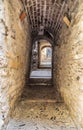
[23,0,78,40]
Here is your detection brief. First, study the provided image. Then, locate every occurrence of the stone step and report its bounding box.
[29,78,52,84]
[28,84,52,88]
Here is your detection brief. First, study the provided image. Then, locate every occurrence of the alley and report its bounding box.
[0,0,83,130]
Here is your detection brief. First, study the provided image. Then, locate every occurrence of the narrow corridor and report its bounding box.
[0,0,83,130]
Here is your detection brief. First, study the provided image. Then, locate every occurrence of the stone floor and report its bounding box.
[30,69,51,78]
[6,86,77,130]
[21,85,60,101]
[6,102,77,130]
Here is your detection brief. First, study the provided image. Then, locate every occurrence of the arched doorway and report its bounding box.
[29,39,53,84]
[39,41,52,68]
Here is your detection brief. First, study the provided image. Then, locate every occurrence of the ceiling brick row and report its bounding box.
[22,0,78,40]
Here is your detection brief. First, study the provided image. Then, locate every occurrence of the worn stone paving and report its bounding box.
[6,101,77,130]
[5,85,77,130]
[30,69,51,78]
[21,86,61,101]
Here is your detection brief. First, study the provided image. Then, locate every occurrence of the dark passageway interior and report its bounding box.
[0,0,83,130]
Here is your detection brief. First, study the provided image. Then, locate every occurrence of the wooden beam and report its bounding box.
[63,16,71,27]
[19,11,27,21]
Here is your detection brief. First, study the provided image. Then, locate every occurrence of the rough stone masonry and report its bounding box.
[0,0,31,128]
[54,2,83,129]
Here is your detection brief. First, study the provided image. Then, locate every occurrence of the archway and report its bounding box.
[29,39,53,85]
[39,41,52,68]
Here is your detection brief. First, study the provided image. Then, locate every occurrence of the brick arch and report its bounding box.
[32,35,54,46]
[25,0,73,39]
[41,45,52,51]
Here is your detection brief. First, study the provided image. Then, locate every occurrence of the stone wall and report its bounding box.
[0,0,31,128]
[54,2,83,129]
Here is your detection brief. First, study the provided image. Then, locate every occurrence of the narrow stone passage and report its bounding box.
[6,86,77,130]
[0,0,83,129]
